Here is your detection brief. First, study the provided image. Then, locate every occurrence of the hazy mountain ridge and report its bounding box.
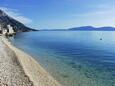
[41,26,115,31]
[69,26,115,31]
[0,10,37,32]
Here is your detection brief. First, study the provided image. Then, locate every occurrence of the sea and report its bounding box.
[10,31,115,86]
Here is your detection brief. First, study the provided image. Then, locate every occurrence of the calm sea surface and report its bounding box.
[11,31,115,86]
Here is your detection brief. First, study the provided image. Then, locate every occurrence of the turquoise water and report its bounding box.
[11,31,115,86]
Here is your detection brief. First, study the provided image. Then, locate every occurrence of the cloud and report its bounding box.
[74,3,115,17]
[0,7,32,24]
[70,3,115,27]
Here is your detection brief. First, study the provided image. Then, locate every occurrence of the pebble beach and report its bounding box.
[0,36,60,86]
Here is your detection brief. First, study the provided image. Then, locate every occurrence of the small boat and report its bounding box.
[100,38,102,40]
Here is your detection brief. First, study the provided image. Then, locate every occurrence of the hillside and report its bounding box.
[0,10,37,32]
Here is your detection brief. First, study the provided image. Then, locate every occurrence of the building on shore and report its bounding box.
[2,28,8,35]
[0,24,2,34]
[0,24,15,36]
[7,24,15,35]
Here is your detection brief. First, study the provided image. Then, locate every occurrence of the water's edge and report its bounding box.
[1,36,61,86]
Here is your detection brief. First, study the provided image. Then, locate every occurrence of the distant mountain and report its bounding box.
[0,10,37,32]
[69,26,115,31]
[41,26,115,31]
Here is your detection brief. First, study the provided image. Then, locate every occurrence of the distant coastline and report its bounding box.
[40,26,115,31]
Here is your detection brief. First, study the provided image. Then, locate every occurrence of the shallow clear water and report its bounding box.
[11,31,115,86]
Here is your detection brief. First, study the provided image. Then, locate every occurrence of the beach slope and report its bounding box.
[1,37,61,86]
[0,37,33,86]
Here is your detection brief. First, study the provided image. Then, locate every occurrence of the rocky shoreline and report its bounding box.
[0,37,33,86]
[0,37,61,86]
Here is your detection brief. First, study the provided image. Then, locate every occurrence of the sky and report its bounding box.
[0,0,115,29]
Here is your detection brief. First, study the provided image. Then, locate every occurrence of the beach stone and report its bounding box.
[0,39,33,86]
